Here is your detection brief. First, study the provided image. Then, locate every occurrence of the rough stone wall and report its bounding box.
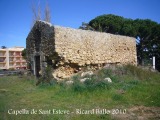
[26,21,137,80]
[54,26,137,66]
[26,21,55,58]
[26,21,56,76]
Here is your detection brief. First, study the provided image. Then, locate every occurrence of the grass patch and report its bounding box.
[0,65,160,119]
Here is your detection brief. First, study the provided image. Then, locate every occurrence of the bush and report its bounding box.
[124,64,160,80]
[38,64,159,93]
[36,65,56,85]
[97,68,112,79]
[9,68,15,71]
[72,74,81,81]
[72,82,86,92]
[71,75,111,92]
[94,81,111,90]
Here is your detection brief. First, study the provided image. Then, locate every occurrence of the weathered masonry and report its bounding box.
[26,21,137,79]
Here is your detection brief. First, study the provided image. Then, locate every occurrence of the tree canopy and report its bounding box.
[1,46,7,49]
[79,14,160,71]
[22,48,27,60]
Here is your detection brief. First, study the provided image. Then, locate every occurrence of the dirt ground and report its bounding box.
[111,106,160,120]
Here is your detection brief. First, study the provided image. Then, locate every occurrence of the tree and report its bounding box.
[22,49,27,60]
[86,14,160,71]
[31,1,41,28]
[133,19,158,65]
[89,14,125,34]
[44,2,51,22]
[1,46,7,49]
[79,22,94,30]
[31,1,51,28]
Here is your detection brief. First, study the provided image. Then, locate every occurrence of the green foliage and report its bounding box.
[94,80,111,90]
[97,68,112,78]
[79,22,95,30]
[1,46,7,49]
[88,14,160,71]
[124,64,160,80]
[37,65,56,85]
[43,65,53,81]
[89,14,125,34]
[0,65,160,119]
[21,48,26,60]
[112,94,123,101]
[70,70,112,92]
[9,68,15,71]
[73,82,86,92]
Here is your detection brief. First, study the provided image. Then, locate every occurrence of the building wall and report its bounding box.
[26,21,55,77]
[26,21,137,79]
[54,26,137,66]
[0,47,27,70]
[0,50,7,69]
[53,26,137,79]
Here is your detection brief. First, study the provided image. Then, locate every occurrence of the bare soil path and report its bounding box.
[112,106,160,120]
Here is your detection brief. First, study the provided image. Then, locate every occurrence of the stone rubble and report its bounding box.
[80,78,90,83]
[66,80,74,85]
[104,77,112,83]
[81,71,94,77]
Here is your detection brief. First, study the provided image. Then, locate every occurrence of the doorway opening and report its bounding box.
[35,56,41,77]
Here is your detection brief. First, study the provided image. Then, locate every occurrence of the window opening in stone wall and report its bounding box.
[35,56,41,77]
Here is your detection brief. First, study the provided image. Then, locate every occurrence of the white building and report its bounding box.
[0,47,27,70]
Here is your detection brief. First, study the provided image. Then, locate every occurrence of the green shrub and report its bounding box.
[128,80,139,85]
[94,81,111,90]
[9,68,15,71]
[124,64,160,81]
[97,68,112,79]
[73,82,86,92]
[72,74,81,81]
[36,65,56,85]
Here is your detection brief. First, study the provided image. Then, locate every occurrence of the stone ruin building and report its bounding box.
[26,21,137,80]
